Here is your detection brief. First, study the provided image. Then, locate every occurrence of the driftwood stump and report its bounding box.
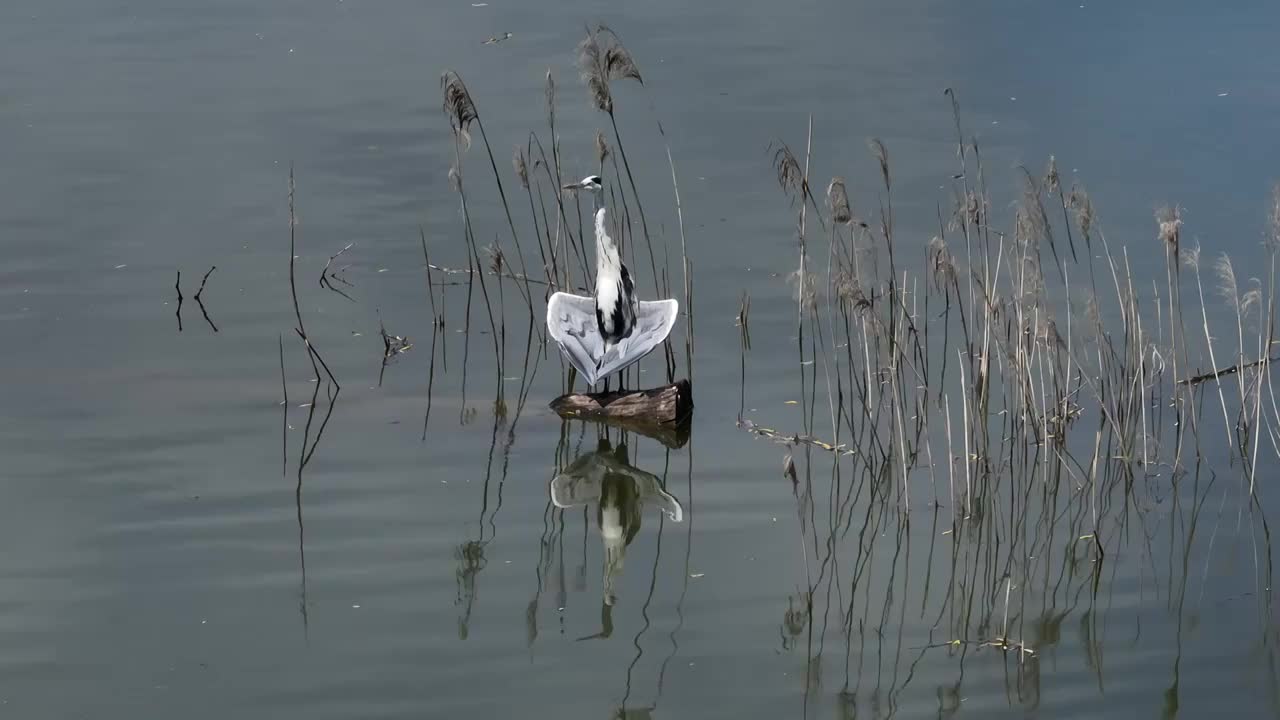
[550,379,693,448]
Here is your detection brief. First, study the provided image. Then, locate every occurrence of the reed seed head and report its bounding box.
[1044,155,1061,195]
[1242,284,1262,317]
[1017,176,1050,247]
[513,148,529,189]
[1069,185,1093,236]
[545,69,556,126]
[788,266,818,310]
[1085,294,1101,329]
[868,138,890,189]
[1181,243,1201,272]
[1269,183,1280,251]
[1155,205,1182,249]
[927,235,956,290]
[771,143,805,204]
[441,71,478,149]
[578,25,643,114]
[595,130,610,168]
[964,191,982,227]
[1215,253,1239,305]
[485,244,506,275]
[827,177,852,225]
[833,268,863,305]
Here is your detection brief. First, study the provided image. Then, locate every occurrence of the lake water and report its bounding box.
[3,1,1280,717]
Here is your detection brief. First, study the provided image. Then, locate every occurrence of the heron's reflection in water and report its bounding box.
[550,438,683,636]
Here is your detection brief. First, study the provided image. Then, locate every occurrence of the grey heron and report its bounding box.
[546,188,677,387]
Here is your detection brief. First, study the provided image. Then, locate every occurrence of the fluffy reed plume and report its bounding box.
[927,235,956,290]
[1181,244,1200,274]
[595,130,610,169]
[1156,205,1182,250]
[1043,155,1079,263]
[1243,284,1263,317]
[772,143,805,204]
[441,71,477,148]
[827,177,852,225]
[485,244,506,275]
[513,147,529,190]
[834,271,871,313]
[959,191,982,228]
[1044,155,1061,194]
[1216,253,1240,307]
[788,267,819,310]
[1069,185,1094,239]
[1270,184,1280,250]
[868,138,890,191]
[1017,171,1059,277]
[577,24,643,114]
[545,69,556,129]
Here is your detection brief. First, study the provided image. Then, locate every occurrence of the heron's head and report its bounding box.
[563,175,603,194]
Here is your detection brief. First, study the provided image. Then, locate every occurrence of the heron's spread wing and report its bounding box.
[592,299,679,383]
[547,293,678,386]
[547,292,606,384]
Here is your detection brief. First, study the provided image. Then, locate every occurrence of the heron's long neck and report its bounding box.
[595,213,621,282]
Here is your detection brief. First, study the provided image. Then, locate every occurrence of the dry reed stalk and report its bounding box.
[442,72,505,405]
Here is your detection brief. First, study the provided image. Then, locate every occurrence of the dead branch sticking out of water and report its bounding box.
[174,270,183,331]
[1178,356,1280,386]
[319,242,355,301]
[287,169,341,392]
[377,310,413,387]
[737,418,853,456]
[279,333,287,478]
[195,265,218,332]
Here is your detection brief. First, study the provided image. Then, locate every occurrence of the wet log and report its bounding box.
[550,379,693,448]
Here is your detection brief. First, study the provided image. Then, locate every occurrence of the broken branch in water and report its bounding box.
[320,242,355,301]
[174,270,184,332]
[195,265,218,332]
[377,310,413,387]
[1178,355,1280,385]
[737,417,854,456]
[288,168,341,391]
[427,261,585,293]
[378,312,413,358]
[195,265,216,300]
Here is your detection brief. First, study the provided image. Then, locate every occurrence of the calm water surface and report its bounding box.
[2,1,1280,717]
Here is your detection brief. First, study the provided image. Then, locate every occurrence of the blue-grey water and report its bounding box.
[2,1,1279,717]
